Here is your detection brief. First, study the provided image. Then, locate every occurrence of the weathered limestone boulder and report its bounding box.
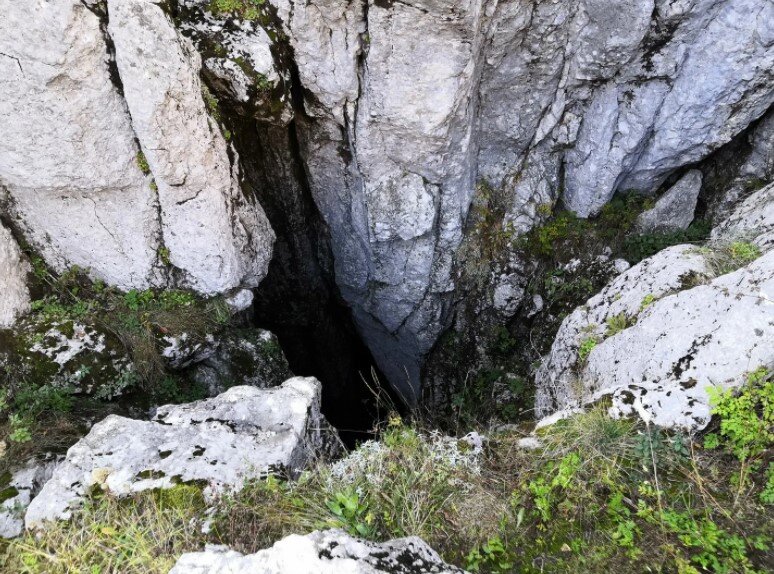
[0,0,161,289]
[536,183,774,429]
[0,320,135,401]
[108,0,275,295]
[189,329,293,396]
[25,378,329,528]
[711,182,774,252]
[0,223,30,328]
[585,251,774,429]
[534,244,711,418]
[636,170,702,233]
[169,529,467,574]
[0,458,59,539]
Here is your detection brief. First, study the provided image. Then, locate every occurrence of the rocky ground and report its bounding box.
[1,0,773,572]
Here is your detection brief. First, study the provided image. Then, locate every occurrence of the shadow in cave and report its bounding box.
[234,118,401,447]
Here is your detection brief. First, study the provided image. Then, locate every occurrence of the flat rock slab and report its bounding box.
[25,378,324,529]
[636,170,702,233]
[169,529,468,574]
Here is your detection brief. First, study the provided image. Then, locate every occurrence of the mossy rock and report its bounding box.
[0,318,134,401]
[188,328,292,395]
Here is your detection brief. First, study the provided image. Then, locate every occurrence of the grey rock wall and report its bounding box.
[0,0,275,298]
[0,222,30,328]
[0,0,771,396]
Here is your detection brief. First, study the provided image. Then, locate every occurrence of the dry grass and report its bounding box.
[1,487,206,574]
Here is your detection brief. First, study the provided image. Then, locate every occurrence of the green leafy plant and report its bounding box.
[761,463,774,505]
[8,414,32,443]
[622,220,711,263]
[706,368,773,462]
[325,488,375,538]
[578,336,598,363]
[465,536,514,573]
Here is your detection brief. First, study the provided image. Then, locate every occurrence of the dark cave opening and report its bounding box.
[232,117,401,446]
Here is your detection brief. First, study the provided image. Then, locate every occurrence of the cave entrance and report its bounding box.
[232,117,400,447]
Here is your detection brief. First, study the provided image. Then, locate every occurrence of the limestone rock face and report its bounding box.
[0,0,772,398]
[25,378,329,528]
[0,0,161,289]
[562,0,774,215]
[636,170,702,233]
[169,529,467,574]
[535,183,774,429]
[0,0,274,296]
[280,0,773,395]
[0,223,30,328]
[711,182,774,252]
[108,0,275,294]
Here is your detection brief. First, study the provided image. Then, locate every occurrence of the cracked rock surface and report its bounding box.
[535,183,774,430]
[0,0,772,397]
[24,378,330,529]
[169,529,467,574]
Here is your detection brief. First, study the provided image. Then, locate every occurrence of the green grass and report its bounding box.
[701,241,762,277]
[1,486,206,574]
[208,0,265,20]
[3,397,772,573]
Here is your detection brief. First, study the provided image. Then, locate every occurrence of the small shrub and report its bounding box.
[702,241,761,277]
[208,0,265,19]
[706,367,773,462]
[521,210,591,259]
[8,415,32,443]
[605,313,630,337]
[136,151,150,175]
[622,220,711,263]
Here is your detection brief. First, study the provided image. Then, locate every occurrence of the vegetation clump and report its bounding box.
[0,258,228,475]
[135,151,150,175]
[5,382,772,573]
[208,0,265,20]
[1,486,205,573]
[701,241,761,277]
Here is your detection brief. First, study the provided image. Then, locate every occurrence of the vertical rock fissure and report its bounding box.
[202,30,394,439]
